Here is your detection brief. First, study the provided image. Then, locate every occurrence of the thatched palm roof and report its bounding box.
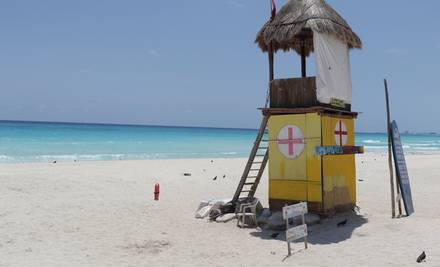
[256,0,362,55]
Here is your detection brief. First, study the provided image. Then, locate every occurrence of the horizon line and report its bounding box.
[0,119,436,135]
[0,119,258,132]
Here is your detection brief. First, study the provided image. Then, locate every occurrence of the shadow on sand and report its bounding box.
[249,211,368,245]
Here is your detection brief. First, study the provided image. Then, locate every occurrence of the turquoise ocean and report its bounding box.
[0,121,439,163]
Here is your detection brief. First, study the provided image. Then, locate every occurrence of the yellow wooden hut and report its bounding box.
[232,0,363,216]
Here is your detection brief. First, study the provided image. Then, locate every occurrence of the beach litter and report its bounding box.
[416,251,426,263]
[154,183,160,201]
[195,199,231,219]
[216,213,237,223]
[209,208,222,221]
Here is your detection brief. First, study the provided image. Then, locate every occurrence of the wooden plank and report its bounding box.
[269,77,317,108]
[390,121,414,216]
[315,146,364,156]
[260,107,358,117]
[282,202,308,219]
[320,113,357,120]
[268,77,351,111]
[286,206,291,255]
[384,79,397,218]
[286,224,308,242]
[301,213,308,249]
[284,202,308,254]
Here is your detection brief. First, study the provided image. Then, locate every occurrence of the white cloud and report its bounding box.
[149,49,159,57]
[229,0,245,8]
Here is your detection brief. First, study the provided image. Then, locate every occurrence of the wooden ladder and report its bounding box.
[232,115,270,203]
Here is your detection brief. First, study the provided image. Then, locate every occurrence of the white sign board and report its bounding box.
[286,224,308,242]
[283,202,308,255]
[283,202,308,219]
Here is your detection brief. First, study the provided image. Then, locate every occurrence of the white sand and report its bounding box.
[1,153,439,266]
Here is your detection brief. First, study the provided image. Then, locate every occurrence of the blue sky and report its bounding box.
[0,0,439,132]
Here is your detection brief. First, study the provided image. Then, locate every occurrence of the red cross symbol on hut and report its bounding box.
[277,125,305,159]
[334,120,348,146]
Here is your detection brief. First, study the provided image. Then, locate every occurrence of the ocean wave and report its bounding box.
[406,143,439,147]
[0,151,246,163]
[0,153,129,163]
[362,139,383,144]
[412,147,439,150]
[363,146,388,150]
[0,155,15,161]
[35,154,127,161]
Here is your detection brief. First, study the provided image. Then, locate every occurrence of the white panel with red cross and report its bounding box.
[276,125,305,159]
[334,120,348,146]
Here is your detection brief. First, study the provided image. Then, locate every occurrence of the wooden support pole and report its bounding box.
[285,204,291,256]
[301,211,308,249]
[268,43,274,82]
[384,79,396,218]
[265,42,274,108]
[300,41,306,78]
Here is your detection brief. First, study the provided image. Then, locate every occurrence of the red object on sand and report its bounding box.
[154,183,160,201]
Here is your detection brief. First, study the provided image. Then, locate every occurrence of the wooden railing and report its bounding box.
[270,77,317,108]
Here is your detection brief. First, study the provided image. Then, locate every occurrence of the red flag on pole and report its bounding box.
[270,0,276,21]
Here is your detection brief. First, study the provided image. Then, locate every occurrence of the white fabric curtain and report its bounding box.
[313,32,352,104]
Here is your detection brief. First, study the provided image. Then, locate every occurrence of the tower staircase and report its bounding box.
[232,115,270,204]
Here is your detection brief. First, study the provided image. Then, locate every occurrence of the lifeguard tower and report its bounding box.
[232,0,363,215]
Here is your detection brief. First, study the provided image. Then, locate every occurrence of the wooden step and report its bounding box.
[240,190,253,193]
[232,115,270,203]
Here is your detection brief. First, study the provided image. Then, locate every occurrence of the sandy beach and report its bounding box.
[1,153,439,266]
